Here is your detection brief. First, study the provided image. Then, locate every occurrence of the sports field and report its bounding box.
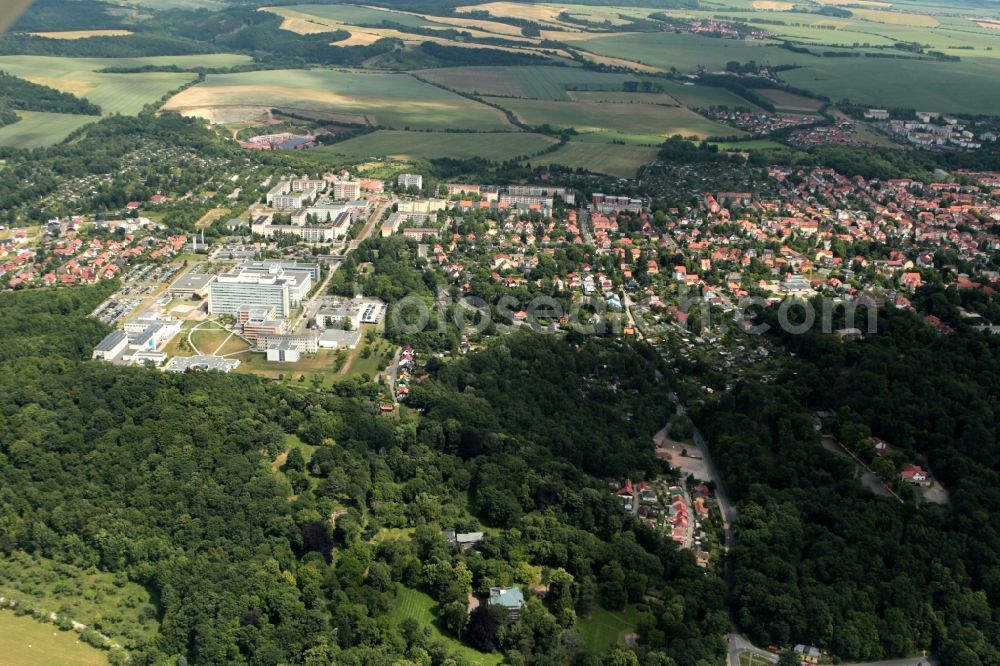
[414,65,640,100]
[165,69,512,130]
[0,611,108,666]
[389,586,502,666]
[312,130,557,161]
[486,96,739,141]
[0,111,98,148]
[0,54,251,116]
[533,141,659,178]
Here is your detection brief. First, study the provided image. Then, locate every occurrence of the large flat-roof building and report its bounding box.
[169,272,216,299]
[208,263,313,317]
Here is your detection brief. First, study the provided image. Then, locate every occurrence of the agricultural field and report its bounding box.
[780,57,1000,115]
[575,605,642,654]
[312,130,557,161]
[564,31,804,73]
[485,96,740,142]
[756,88,824,113]
[164,69,512,130]
[0,54,251,116]
[270,4,440,29]
[389,586,502,666]
[0,111,97,149]
[414,65,641,100]
[531,141,660,179]
[0,612,108,666]
[27,30,134,39]
[656,80,761,110]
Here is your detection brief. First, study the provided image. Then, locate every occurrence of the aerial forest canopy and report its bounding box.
[690,299,1000,664]
[0,284,724,666]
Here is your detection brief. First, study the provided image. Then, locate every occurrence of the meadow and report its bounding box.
[0,612,108,666]
[0,111,97,148]
[164,69,512,130]
[531,141,660,179]
[485,96,740,141]
[0,549,158,647]
[388,586,503,666]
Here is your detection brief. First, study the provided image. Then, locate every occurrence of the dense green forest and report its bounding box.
[0,71,102,115]
[0,284,724,666]
[690,301,1000,663]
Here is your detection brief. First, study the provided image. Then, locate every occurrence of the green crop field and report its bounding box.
[389,586,502,666]
[485,96,740,141]
[311,130,557,161]
[415,66,640,101]
[0,612,108,666]
[0,54,250,116]
[575,606,642,654]
[0,111,98,148]
[531,141,659,178]
[780,57,1000,115]
[656,80,761,110]
[165,69,512,130]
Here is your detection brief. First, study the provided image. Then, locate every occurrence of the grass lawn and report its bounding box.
[390,586,502,666]
[0,611,108,666]
[311,130,557,161]
[234,349,343,385]
[190,323,232,355]
[485,96,738,140]
[164,69,512,130]
[530,141,659,179]
[0,111,98,148]
[576,605,642,654]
